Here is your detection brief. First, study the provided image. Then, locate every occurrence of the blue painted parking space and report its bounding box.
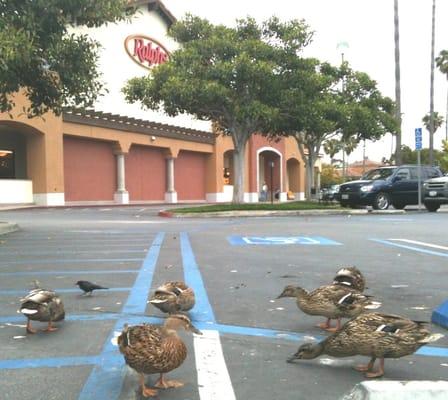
[227,235,342,245]
[371,238,448,257]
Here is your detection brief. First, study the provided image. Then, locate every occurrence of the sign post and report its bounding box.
[415,128,422,211]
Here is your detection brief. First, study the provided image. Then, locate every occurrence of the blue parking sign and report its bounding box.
[415,128,422,150]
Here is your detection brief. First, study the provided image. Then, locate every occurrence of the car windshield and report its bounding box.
[361,168,395,180]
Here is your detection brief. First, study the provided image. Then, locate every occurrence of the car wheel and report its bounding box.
[392,203,405,210]
[424,202,440,212]
[372,192,390,210]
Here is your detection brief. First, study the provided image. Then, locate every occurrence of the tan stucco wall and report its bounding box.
[0,91,64,195]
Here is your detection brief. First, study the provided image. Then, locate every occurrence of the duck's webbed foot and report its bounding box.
[316,318,332,330]
[154,373,184,389]
[26,320,37,334]
[365,358,385,378]
[355,357,376,373]
[42,321,58,332]
[139,374,158,397]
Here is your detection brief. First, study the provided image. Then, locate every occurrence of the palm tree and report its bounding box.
[436,49,448,141]
[323,138,342,163]
[394,0,402,165]
[423,112,444,133]
[429,0,436,165]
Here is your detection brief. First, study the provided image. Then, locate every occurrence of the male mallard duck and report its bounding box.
[19,281,65,334]
[117,314,202,398]
[287,312,444,378]
[276,284,380,331]
[333,266,366,292]
[149,281,195,314]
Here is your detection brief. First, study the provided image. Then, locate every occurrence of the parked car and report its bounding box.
[423,174,448,212]
[320,184,340,202]
[337,165,442,210]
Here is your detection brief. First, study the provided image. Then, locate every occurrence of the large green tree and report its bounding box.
[123,15,313,203]
[0,0,133,116]
[276,62,397,199]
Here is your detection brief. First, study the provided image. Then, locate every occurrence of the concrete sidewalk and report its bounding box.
[0,221,19,235]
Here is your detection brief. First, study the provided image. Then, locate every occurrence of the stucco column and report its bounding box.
[114,152,129,204]
[164,156,177,203]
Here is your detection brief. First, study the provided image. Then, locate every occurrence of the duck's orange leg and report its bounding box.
[43,321,58,332]
[26,320,37,334]
[365,358,385,378]
[139,374,158,397]
[355,356,376,372]
[325,318,342,332]
[316,318,332,330]
[154,373,184,389]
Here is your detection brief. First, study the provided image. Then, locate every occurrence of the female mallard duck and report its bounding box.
[276,284,380,331]
[333,266,366,292]
[149,281,195,314]
[287,312,444,378]
[19,281,65,334]
[117,314,201,398]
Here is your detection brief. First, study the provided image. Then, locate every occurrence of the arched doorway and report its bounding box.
[286,158,301,200]
[0,122,45,204]
[258,148,282,202]
[221,149,234,201]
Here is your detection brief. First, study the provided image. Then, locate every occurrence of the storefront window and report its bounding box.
[0,150,14,178]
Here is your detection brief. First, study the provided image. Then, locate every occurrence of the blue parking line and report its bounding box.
[180,232,215,323]
[78,232,164,400]
[0,355,116,369]
[0,270,138,277]
[371,239,448,257]
[0,258,143,265]
[0,288,131,296]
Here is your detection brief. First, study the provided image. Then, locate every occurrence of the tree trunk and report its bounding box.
[232,141,247,204]
[305,155,316,201]
[429,0,436,165]
[394,0,402,165]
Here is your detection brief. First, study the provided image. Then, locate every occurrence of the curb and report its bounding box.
[0,222,19,236]
[431,299,448,329]
[341,380,448,399]
[158,209,406,218]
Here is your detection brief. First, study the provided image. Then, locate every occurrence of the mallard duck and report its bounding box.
[276,284,380,331]
[333,266,366,292]
[117,314,202,398]
[19,281,65,334]
[287,312,444,378]
[149,281,195,314]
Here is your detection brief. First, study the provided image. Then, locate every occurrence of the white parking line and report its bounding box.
[194,330,236,400]
[390,238,448,251]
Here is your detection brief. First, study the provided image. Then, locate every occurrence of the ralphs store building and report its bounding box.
[0,0,309,206]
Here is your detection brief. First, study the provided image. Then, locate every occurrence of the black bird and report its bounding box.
[76,280,109,296]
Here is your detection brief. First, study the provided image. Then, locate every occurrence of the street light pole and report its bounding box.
[270,161,274,204]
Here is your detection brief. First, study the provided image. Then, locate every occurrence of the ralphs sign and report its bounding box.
[124,35,169,69]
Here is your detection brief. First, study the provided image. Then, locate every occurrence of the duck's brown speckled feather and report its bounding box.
[118,324,187,375]
[322,312,432,359]
[150,281,195,314]
[296,284,375,319]
[19,289,65,322]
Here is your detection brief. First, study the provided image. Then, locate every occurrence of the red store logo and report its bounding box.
[124,35,169,69]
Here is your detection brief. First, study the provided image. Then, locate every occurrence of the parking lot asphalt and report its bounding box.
[0,206,447,400]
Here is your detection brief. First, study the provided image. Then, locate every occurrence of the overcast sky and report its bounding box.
[163,0,448,163]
